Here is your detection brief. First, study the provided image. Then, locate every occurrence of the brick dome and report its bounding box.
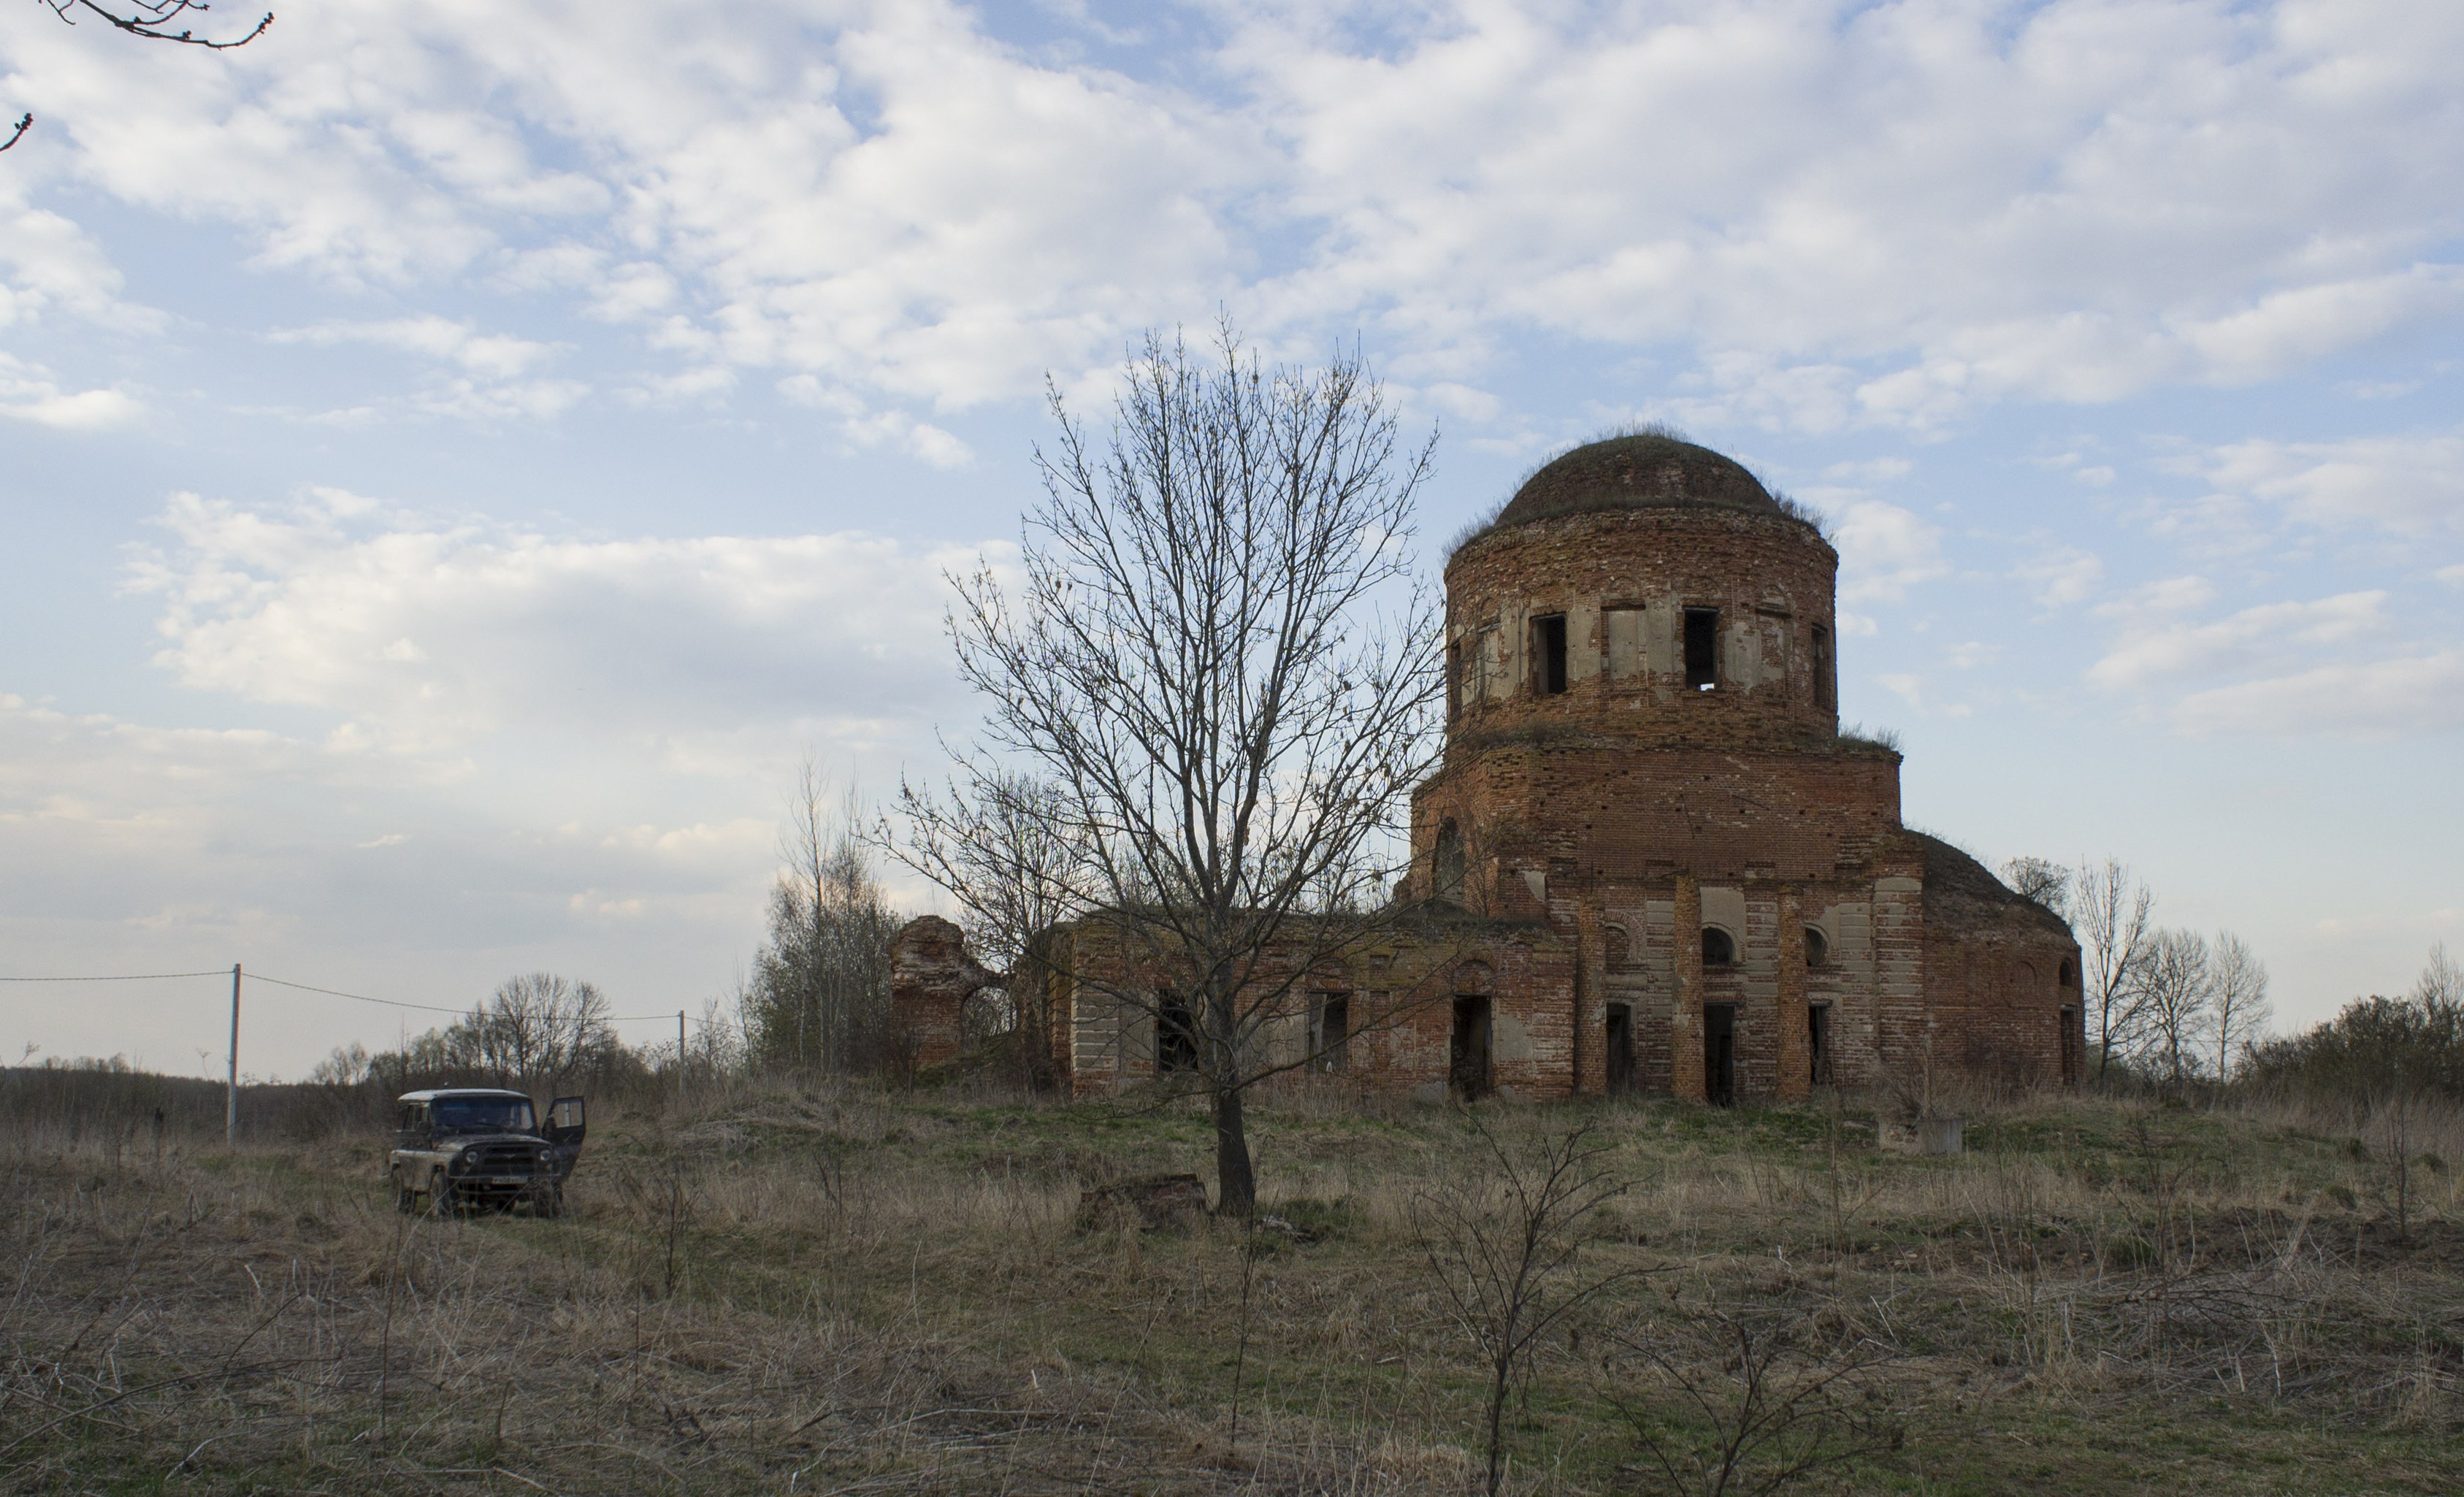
[1490,434,1783,532]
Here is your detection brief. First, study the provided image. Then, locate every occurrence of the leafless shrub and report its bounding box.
[1605,1295,1900,1497]
[1413,1114,1642,1496]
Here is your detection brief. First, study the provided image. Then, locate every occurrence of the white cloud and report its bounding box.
[275,316,560,380]
[1824,456,1910,484]
[2089,589,2390,691]
[2013,544,2104,608]
[2173,651,2464,737]
[778,375,973,466]
[1827,499,1947,603]
[8,0,2462,429]
[2079,579,2463,735]
[2195,431,2464,537]
[122,491,1001,751]
[0,353,142,429]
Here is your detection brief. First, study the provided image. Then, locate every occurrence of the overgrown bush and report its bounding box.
[2243,946,2464,1103]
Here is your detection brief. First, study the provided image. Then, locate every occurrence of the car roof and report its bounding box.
[395,1088,534,1103]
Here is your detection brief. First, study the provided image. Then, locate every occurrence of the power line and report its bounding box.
[0,970,229,982]
[3,967,711,1024]
[245,973,468,1016]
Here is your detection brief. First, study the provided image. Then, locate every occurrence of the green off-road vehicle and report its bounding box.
[389,1088,586,1217]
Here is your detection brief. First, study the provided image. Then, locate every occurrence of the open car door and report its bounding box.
[543,1095,586,1176]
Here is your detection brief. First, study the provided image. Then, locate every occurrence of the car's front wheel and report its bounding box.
[532,1182,565,1219]
[427,1169,456,1219]
[391,1170,416,1214]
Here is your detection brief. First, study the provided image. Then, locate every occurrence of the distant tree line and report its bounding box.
[2002,855,2273,1087]
[316,972,644,1100]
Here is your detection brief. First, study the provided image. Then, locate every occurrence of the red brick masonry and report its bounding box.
[892,437,2082,1102]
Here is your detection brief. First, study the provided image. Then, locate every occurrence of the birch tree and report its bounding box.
[2073,857,2156,1077]
[2209,930,2271,1081]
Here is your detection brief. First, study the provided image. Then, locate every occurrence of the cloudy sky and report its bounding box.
[3,0,2458,1079]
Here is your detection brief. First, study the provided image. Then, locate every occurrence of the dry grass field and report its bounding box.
[4,1078,2462,1494]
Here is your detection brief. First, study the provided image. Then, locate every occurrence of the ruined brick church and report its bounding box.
[892,434,2084,1104]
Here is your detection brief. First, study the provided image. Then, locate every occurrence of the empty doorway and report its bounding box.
[1605,1003,1634,1094]
[1450,996,1493,1100]
[1704,1003,1737,1106]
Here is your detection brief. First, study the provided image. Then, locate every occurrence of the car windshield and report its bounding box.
[429,1096,535,1134]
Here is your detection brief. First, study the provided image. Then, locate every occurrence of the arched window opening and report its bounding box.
[1701,927,1737,966]
[2059,957,2080,989]
[1804,926,1829,968]
[1604,922,1634,971]
[1434,820,1466,904]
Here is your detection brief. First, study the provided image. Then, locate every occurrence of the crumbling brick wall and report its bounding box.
[887,915,999,1071]
[922,437,2081,1107]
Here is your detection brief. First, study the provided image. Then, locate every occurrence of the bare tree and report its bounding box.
[2073,857,2156,1077]
[9,0,272,154]
[1414,1116,1640,1497]
[2136,929,2216,1087]
[454,973,613,1092]
[2000,857,2070,917]
[743,764,903,1073]
[2208,930,2270,1081]
[945,321,1441,1216]
[2419,942,2463,1011]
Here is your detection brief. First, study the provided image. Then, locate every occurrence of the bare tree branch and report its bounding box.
[43,0,273,49]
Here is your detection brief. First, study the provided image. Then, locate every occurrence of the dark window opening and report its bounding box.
[1310,992,1350,1073]
[1532,613,1569,695]
[1605,1003,1634,1094]
[1434,820,1466,904]
[2059,957,2080,990]
[1450,996,1493,1100]
[1704,1003,1737,1106]
[1811,624,1835,711]
[1446,639,1463,721]
[1702,926,1737,966]
[1683,608,1720,691]
[2059,1006,2082,1090]
[1809,1003,1834,1087]
[1155,989,1197,1073]
[1804,926,1829,968]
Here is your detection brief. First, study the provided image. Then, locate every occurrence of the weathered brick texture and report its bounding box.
[900,435,2083,1103]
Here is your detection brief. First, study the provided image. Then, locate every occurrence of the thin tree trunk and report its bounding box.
[1213,1084,1255,1218]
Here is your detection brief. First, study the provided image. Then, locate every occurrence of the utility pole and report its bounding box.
[678,1010,688,1103]
[226,962,242,1146]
